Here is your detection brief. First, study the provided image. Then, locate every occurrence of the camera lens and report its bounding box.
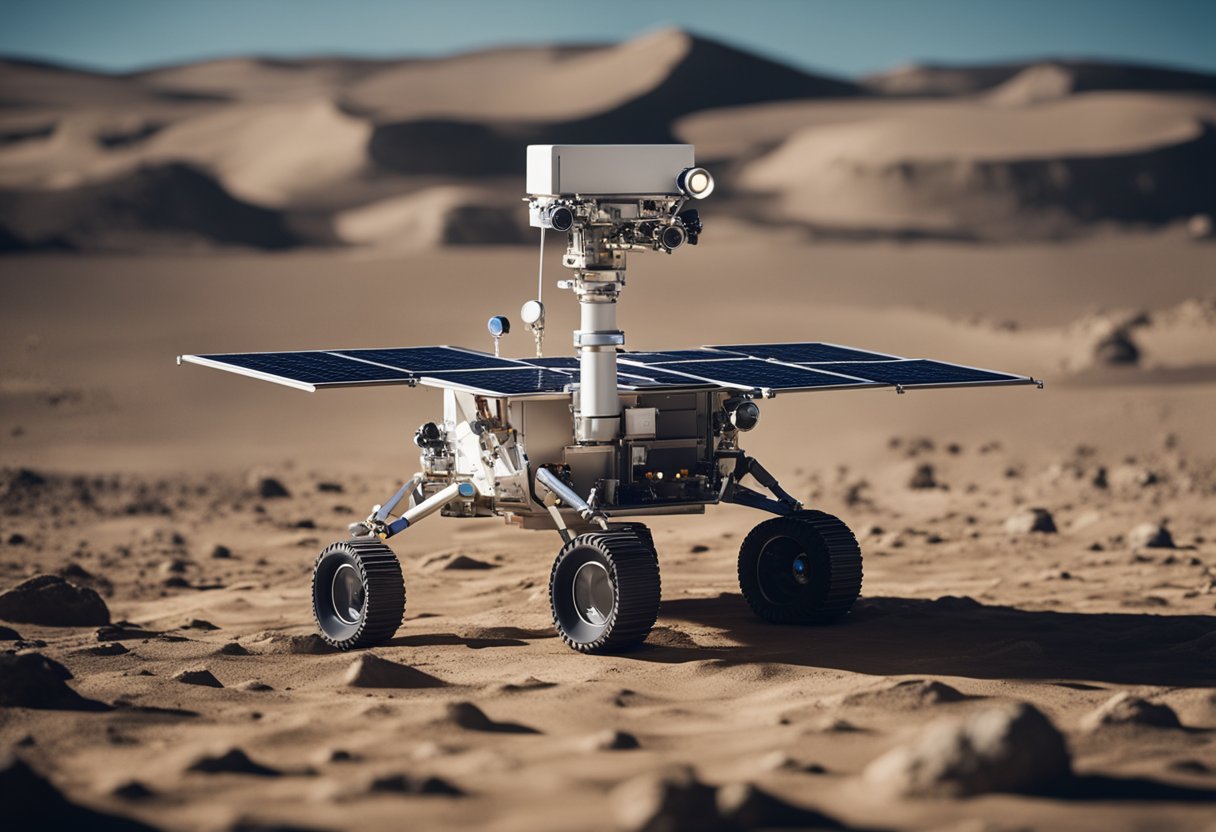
[660,225,686,251]
[547,205,574,231]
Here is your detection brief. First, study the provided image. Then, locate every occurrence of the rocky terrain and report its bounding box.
[3,25,1216,832]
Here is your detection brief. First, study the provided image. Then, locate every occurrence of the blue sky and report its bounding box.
[2,0,1213,77]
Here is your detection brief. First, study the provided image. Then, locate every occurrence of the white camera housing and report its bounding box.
[526,144,695,196]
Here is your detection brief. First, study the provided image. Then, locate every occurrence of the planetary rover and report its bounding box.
[181,144,1039,653]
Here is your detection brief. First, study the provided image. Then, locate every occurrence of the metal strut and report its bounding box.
[720,454,804,516]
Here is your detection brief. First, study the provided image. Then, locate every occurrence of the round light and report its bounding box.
[521,300,545,325]
[487,315,510,337]
[677,167,715,199]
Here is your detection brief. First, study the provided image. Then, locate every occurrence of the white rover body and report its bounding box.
[182,145,1038,652]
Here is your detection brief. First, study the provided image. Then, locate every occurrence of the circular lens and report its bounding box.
[549,206,574,232]
[690,172,709,193]
[792,554,810,585]
[331,563,365,625]
[572,561,614,626]
[730,401,761,431]
[660,225,686,250]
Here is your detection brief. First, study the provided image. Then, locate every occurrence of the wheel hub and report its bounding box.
[572,561,614,626]
[331,563,365,625]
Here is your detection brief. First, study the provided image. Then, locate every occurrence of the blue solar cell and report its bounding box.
[517,356,581,369]
[806,360,1025,386]
[618,370,719,389]
[337,346,525,372]
[192,351,416,386]
[419,368,575,396]
[619,349,729,365]
[709,342,900,363]
[660,359,880,390]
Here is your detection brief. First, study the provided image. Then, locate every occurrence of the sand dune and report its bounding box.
[864,59,1216,98]
[2,35,1215,250]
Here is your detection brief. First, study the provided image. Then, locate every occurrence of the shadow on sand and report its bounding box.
[639,594,1216,688]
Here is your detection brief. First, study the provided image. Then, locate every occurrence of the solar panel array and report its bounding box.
[182,341,1034,395]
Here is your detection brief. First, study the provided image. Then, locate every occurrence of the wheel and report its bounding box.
[738,510,862,624]
[549,527,661,654]
[312,538,405,649]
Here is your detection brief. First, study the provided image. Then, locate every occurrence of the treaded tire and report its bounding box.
[738,510,862,625]
[550,527,661,654]
[312,538,405,649]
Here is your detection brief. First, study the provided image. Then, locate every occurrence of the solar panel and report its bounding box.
[709,342,900,363]
[805,359,1030,387]
[619,349,730,365]
[617,369,721,389]
[646,358,882,392]
[180,351,416,391]
[336,346,526,372]
[418,368,575,396]
[516,356,581,369]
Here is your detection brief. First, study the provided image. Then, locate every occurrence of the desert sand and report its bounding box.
[2,29,1216,832]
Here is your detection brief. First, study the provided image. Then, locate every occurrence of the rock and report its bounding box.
[442,555,497,570]
[254,477,290,499]
[1,755,158,830]
[235,680,274,692]
[368,772,464,796]
[0,624,21,640]
[1004,507,1057,535]
[158,558,190,576]
[908,463,938,489]
[96,622,151,641]
[842,679,966,709]
[210,544,233,559]
[1128,522,1175,549]
[88,642,129,656]
[581,729,640,751]
[111,780,155,800]
[186,748,280,776]
[0,652,107,710]
[716,782,845,830]
[174,667,223,688]
[1187,213,1213,240]
[7,533,27,545]
[1093,328,1140,365]
[1079,692,1182,731]
[344,654,447,689]
[0,575,110,626]
[317,481,344,493]
[184,618,219,630]
[217,642,251,656]
[444,701,539,733]
[610,766,724,832]
[690,544,710,553]
[863,702,1070,798]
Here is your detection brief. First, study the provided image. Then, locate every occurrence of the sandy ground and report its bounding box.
[2,229,1215,831]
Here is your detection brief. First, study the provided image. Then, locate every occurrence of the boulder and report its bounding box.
[0,652,107,710]
[610,766,724,832]
[716,782,845,830]
[173,667,223,688]
[1128,522,1175,549]
[0,755,157,830]
[185,748,280,776]
[0,575,110,626]
[1080,692,1182,731]
[580,729,640,751]
[908,463,938,489]
[863,702,1070,797]
[1004,507,1057,535]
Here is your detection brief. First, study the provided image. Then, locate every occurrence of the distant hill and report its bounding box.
[1,36,1213,251]
[863,59,1216,98]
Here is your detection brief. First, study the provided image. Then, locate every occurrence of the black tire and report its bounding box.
[550,527,661,654]
[312,538,405,649]
[738,510,862,625]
